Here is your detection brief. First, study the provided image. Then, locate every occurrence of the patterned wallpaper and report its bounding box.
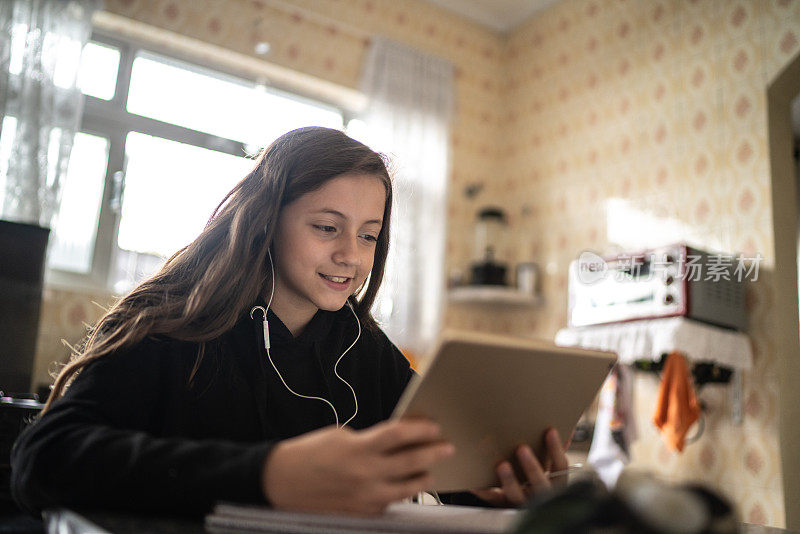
[496,0,798,527]
[32,288,115,395]
[32,0,800,527]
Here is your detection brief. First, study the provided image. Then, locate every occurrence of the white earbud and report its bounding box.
[249,306,270,349]
[250,249,360,428]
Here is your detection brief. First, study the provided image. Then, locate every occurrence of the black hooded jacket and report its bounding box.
[10,299,414,515]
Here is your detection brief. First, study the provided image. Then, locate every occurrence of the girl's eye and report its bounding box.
[360,234,378,243]
[314,224,336,233]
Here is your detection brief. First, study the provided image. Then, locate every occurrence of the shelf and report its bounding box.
[447,285,542,306]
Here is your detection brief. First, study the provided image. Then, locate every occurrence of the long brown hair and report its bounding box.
[42,126,393,413]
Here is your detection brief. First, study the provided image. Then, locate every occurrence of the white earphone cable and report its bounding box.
[335,302,360,427]
[250,249,359,428]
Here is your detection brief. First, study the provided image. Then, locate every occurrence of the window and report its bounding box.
[119,132,253,258]
[127,52,342,147]
[48,34,347,292]
[49,132,109,273]
[77,42,120,100]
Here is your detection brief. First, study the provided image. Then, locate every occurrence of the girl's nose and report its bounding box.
[333,235,361,266]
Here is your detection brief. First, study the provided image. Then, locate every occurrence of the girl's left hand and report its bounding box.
[469,428,569,508]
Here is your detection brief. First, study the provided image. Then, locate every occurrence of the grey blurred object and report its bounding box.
[516,262,539,295]
[512,470,737,534]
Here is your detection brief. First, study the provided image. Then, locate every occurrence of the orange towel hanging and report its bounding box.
[652,351,701,452]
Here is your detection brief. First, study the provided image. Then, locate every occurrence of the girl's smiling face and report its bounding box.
[269,173,386,334]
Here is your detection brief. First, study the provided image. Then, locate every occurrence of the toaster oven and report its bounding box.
[567,244,748,330]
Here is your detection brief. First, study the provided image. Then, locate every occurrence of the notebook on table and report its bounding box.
[205,501,522,534]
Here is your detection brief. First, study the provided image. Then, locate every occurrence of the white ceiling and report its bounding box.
[423,0,560,33]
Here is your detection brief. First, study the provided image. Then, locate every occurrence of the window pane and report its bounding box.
[110,249,167,295]
[127,52,343,147]
[48,133,109,273]
[78,42,120,100]
[0,116,17,208]
[51,34,84,90]
[118,132,254,259]
[9,23,27,76]
[345,118,370,146]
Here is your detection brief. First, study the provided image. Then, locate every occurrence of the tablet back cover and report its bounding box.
[392,331,616,492]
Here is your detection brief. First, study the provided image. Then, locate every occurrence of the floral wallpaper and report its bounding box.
[495,0,798,527]
[32,287,115,396]
[31,0,800,527]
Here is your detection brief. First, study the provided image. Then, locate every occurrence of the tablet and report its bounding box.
[391,330,617,492]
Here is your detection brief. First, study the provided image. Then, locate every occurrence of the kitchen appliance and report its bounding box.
[568,244,748,330]
[470,207,508,286]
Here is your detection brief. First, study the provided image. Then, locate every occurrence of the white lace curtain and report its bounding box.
[360,36,454,356]
[0,0,100,228]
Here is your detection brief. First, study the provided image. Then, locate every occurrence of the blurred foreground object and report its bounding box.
[513,470,737,534]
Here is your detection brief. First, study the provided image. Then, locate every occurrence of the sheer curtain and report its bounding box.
[0,0,100,228]
[360,36,454,357]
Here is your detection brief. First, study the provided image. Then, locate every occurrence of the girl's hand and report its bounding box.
[261,419,455,515]
[470,428,568,508]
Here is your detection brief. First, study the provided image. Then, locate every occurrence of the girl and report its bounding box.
[11,127,567,516]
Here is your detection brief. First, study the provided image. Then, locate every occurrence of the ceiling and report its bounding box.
[422,0,560,33]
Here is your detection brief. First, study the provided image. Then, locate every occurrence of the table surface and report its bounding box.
[42,508,800,534]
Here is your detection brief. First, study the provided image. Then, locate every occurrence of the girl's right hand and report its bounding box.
[261,419,454,516]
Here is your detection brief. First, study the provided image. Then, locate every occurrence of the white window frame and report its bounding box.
[46,31,353,292]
